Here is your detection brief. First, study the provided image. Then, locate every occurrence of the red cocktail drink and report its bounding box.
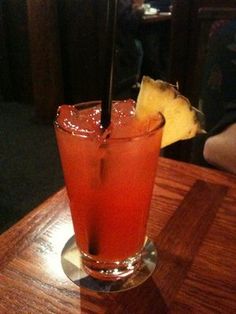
[55,100,164,280]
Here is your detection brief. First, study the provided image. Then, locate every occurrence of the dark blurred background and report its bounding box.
[1,0,236,233]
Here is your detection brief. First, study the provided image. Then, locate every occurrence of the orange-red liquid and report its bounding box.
[55,100,163,262]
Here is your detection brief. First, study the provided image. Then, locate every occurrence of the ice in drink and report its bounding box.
[55,99,164,280]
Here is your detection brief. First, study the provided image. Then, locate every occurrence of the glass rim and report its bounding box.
[54,100,165,142]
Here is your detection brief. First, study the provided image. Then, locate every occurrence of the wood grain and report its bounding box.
[0,157,236,313]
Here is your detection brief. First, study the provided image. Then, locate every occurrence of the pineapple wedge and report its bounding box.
[136,76,203,148]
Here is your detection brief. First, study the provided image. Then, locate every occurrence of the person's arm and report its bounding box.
[203,123,236,174]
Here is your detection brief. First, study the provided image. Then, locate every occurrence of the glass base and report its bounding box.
[61,236,158,292]
[80,249,142,282]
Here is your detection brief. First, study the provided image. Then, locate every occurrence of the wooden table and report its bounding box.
[0,157,236,313]
[142,12,171,24]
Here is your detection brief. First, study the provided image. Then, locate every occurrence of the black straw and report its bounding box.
[101,0,118,129]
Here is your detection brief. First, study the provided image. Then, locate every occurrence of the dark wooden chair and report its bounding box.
[164,1,236,162]
[27,0,120,121]
[2,1,110,121]
[27,0,64,121]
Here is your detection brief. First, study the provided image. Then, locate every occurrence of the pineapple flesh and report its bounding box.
[136,76,203,148]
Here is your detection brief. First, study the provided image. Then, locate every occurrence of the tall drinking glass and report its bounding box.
[55,100,164,284]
